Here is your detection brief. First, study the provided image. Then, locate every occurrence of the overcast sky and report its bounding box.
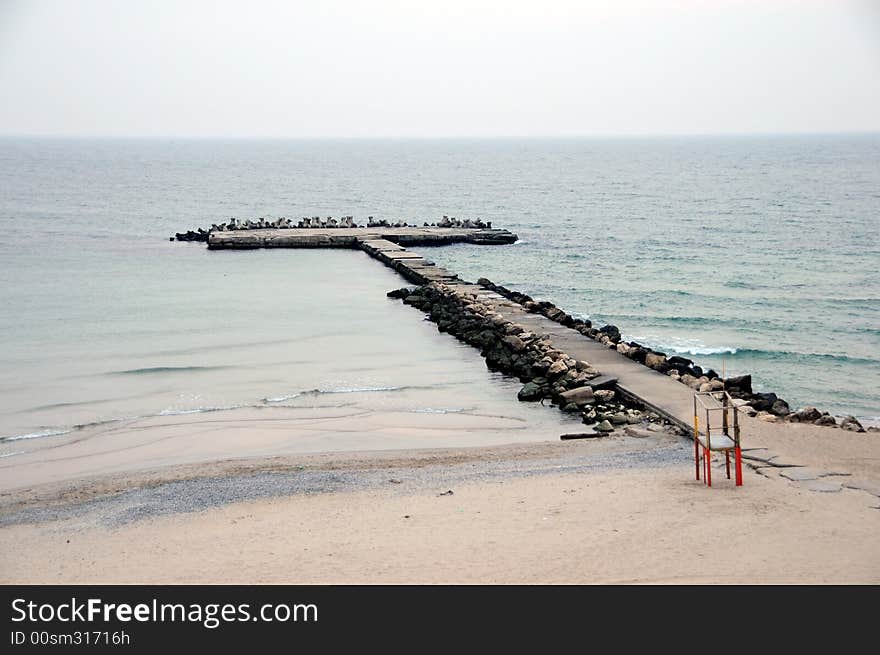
[1,0,878,138]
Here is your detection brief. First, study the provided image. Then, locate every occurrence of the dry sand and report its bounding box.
[0,411,878,584]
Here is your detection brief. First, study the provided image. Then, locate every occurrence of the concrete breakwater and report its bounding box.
[183,221,864,435]
[205,226,518,249]
[476,278,866,432]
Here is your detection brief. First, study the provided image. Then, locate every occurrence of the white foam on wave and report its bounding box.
[263,393,302,403]
[0,451,25,458]
[410,407,467,414]
[157,405,240,416]
[319,386,402,394]
[625,333,738,357]
[0,428,72,442]
[667,345,738,356]
[265,386,401,402]
[4,387,410,444]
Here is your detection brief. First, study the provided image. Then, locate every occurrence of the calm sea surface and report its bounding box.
[0,135,878,442]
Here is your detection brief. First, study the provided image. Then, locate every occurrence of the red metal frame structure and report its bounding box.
[693,390,743,487]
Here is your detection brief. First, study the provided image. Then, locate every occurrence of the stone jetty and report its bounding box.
[390,282,664,435]
[181,219,862,435]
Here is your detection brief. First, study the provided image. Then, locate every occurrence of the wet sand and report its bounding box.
[0,412,878,584]
[0,404,578,495]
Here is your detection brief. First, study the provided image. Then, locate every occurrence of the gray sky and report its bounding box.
[1,0,879,137]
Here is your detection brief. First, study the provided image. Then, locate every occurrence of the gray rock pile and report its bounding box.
[427,216,491,229]
[173,215,496,241]
[389,282,676,432]
[174,216,362,239]
[172,228,209,242]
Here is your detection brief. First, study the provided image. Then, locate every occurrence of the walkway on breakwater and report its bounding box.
[204,226,696,432]
[468,292,696,432]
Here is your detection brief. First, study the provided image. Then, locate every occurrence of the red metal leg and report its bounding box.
[735,446,743,486]
[695,437,700,480]
[706,448,712,487]
[726,451,731,479]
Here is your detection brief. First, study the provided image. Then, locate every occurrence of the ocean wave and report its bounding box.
[730,348,878,365]
[264,386,414,403]
[662,345,738,356]
[263,393,302,403]
[3,385,422,444]
[26,399,109,412]
[310,385,403,395]
[628,338,877,366]
[0,451,25,459]
[0,428,72,443]
[109,365,232,376]
[157,405,241,416]
[614,314,771,330]
[409,407,468,414]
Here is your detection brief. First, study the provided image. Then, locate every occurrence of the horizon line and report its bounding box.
[1,129,879,141]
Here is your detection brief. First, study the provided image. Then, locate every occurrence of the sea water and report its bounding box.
[0,135,877,443]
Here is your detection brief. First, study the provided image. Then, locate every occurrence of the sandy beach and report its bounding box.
[1,411,878,584]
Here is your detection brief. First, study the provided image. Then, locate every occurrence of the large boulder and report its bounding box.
[386,287,414,299]
[840,416,865,432]
[547,359,569,379]
[558,386,595,406]
[724,374,752,395]
[771,399,791,416]
[708,379,725,391]
[598,325,621,343]
[789,406,822,423]
[530,359,551,377]
[501,335,526,352]
[517,382,545,402]
[645,353,666,369]
[749,392,778,412]
[667,355,694,370]
[627,347,649,364]
[679,373,699,388]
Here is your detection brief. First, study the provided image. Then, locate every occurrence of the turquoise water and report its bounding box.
[0,135,877,441]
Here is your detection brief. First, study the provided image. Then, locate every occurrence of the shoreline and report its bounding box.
[3,406,877,515]
[1,431,877,584]
[1,365,878,584]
